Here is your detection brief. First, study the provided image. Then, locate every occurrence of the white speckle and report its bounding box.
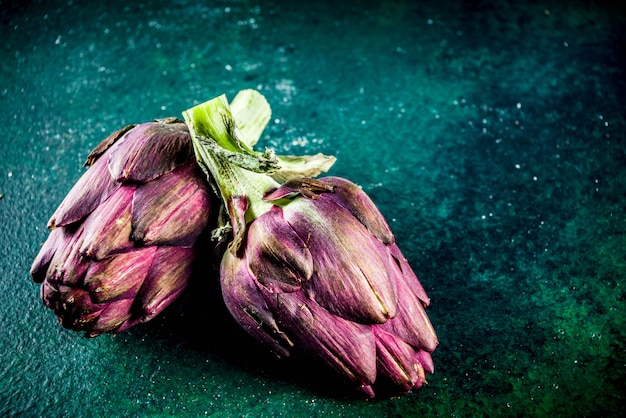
[161,105,166,111]
[275,79,296,102]
[274,118,280,124]
[516,102,521,109]
[225,64,232,71]
[533,176,538,181]
[8,172,13,178]
[292,136,309,147]
[563,41,569,47]
[55,35,62,45]
[515,164,521,169]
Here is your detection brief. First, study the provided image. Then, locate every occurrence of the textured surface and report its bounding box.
[1,0,625,416]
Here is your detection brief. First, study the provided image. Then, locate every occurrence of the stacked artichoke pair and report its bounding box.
[31,90,438,397]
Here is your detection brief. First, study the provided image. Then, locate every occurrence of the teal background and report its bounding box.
[1,0,625,416]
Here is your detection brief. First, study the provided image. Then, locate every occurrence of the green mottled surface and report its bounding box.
[1,0,625,416]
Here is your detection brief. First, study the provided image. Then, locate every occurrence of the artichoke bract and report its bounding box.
[183,93,438,397]
[31,118,216,337]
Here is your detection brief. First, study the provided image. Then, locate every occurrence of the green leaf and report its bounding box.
[230,89,272,148]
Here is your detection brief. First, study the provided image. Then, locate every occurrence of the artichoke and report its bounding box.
[220,177,438,397]
[31,118,216,336]
[183,94,438,397]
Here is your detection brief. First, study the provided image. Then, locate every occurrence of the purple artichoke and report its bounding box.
[219,177,438,397]
[31,118,216,337]
[182,92,437,398]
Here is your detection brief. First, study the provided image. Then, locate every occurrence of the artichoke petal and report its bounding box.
[84,124,136,167]
[31,227,65,283]
[284,197,398,324]
[373,326,424,392]
[221,251,293,357]
[134,246,194,322]
[416,349,435,374]
[79,185,135,260]
[247,206,313,293]
[131,161,211,247]
[46,224,88,286]
[40,280,59,310]
[379,255,438,352]
[85,298,135,337]
[108,121,193,183]
[321,177,394,245]
[263,177,334,201]
[225,195,249,254]
[83,247,155,303]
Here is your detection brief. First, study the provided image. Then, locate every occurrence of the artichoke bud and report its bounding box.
[218,176,438,397]
[31,119,215,336]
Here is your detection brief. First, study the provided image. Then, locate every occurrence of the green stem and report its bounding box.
[183,94,279,224]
